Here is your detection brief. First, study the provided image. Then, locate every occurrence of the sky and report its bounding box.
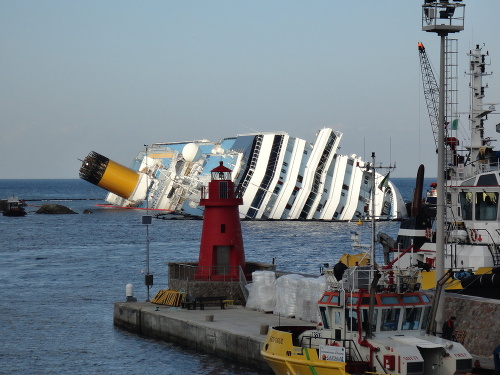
[1,0,499,179]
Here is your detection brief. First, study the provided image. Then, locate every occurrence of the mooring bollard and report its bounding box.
[126,284,137,302]
[205,315,214,322]
[260,324,269,335]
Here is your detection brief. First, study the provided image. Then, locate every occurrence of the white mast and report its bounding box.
[421,0,465,332]
[467,45,494,172]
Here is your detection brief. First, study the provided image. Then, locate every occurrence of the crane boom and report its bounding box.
[418,42,440,149]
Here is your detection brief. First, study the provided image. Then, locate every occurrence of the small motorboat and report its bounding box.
[2,197,27,217]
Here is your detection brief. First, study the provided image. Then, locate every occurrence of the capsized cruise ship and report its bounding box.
[79,128,407,220]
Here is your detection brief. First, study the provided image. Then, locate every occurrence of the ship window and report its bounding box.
[460,177,475,186]
[319,306,330,329]
[402,307,422,330]
[247,208,258,219]
[167,188,175,198]
[297,175,303,183]
[320,295,331,303]
[421,307,431,330]
[477,173,498,186]
[360,309,378,332]
[221,224,226,233]
[459,192,473,220]
[345,309,358,331]
[330,295,339,304]
[361,297,371,305]
[421,295,430,303]
[334,311,341,325]
[381,296,399,305]
[381,308,401,331]
[475,192,498,221]
[346,297,358,305]
[402,295,421,304]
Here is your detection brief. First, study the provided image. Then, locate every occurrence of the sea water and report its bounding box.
[0,178,425,374]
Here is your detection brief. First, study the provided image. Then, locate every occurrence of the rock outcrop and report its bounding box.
[35,204,77,214]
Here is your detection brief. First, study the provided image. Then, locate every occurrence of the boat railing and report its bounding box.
[457,160,500,180]
[326,266,422,293]
[299,335,364,363]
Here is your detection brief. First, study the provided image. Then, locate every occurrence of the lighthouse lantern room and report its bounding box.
[196,161,246,280]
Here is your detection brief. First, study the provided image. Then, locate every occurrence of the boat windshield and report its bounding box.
[475,192,498,221]
[360,308,378,333]
[381,308,401,331]
[402,307,422,330]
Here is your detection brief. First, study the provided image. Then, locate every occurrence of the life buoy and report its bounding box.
[470,229,478,241]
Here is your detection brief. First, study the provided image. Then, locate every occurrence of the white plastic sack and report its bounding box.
[245,271,276,312]
[273,274,304,318]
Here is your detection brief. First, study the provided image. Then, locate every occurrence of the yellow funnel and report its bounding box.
[79,151,140,199]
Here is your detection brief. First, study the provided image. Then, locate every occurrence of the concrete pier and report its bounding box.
[113,302,312,372]
[114,294,499,372]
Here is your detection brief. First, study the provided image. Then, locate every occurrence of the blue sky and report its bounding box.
[1,1,499,179]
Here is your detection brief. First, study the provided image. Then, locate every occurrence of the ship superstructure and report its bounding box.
[388,44,500,297]
[79,128,407,221]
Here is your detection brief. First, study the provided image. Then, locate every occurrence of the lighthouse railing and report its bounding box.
[200,184,243,200]
[170,263,243,282]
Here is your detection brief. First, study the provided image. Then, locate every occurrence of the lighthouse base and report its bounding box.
[168,262,276,305]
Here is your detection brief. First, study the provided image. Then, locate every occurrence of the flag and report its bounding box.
[378,172,390,191]
[452,119,459,130]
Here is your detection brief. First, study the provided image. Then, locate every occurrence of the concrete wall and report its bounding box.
[113,303,272,372]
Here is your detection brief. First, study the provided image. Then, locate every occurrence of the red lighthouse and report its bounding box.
[196,161,246,280]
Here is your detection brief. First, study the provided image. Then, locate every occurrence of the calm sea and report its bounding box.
[0,178,425,374]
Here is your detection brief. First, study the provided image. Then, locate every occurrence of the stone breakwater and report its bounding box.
[443,293,500,360]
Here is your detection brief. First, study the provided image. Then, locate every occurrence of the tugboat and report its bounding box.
[2,197,27,217]
[385,43,500,299]
[261,265,473,374]
[262,154,473,374]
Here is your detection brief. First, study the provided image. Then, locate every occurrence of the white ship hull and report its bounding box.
[79,128,407,221]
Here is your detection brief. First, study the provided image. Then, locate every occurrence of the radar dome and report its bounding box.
[182,143,202,163]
